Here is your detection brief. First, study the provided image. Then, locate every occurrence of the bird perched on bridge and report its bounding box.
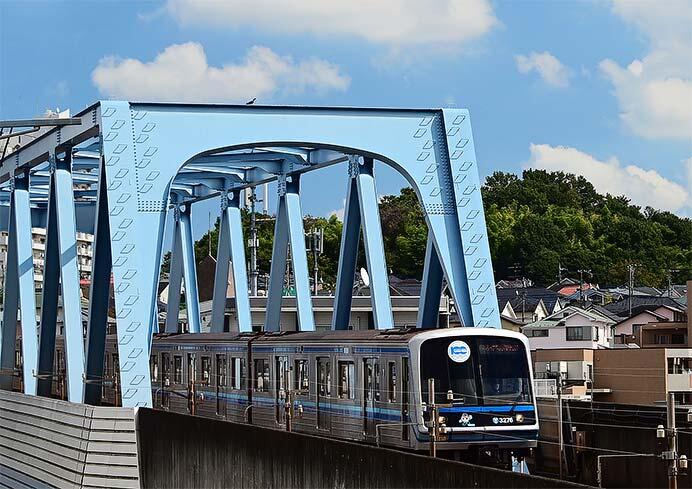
[246,98,256,105]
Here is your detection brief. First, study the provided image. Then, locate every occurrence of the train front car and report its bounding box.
[409,328,538,462]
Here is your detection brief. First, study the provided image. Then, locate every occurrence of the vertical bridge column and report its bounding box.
[265,174,314,332]
[332,156,393,330]
[36,150,85,402]
[211,190,252,333]
[0,172,38,394]
[165,201,201,334]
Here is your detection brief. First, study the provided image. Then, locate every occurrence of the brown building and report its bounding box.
[593,347,691,406]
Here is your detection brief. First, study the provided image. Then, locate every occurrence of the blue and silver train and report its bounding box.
[35,327,538,463]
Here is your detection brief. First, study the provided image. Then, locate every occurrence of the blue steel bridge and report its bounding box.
[0,102,499,409]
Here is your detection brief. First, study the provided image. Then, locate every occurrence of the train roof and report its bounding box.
[153,328,420,344]
[151,327,521,345]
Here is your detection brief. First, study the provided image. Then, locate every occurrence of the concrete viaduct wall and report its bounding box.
[0,391,140,489]
[137,408,589,489]
[1,391,590,488]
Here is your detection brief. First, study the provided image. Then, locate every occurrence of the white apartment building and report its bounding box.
[0,228,94,291]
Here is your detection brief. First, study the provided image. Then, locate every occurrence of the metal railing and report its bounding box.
[533,378,558,397]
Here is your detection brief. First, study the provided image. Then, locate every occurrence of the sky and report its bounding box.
[1,0,691,237]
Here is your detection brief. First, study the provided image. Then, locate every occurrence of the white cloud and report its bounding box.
[92,42,350,103]
[600,0,692,140]
[328,199,346,221]
[525,143,691,214]
[165,0,497,46]
[515,51,570,87]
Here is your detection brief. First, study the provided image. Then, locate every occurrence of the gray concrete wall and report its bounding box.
[138,408,589,489]
[0,391,140,489]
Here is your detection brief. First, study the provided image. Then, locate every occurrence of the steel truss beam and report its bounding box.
[265,174,314,331]
[165,200,201,334]
[84,158,113,405]
[36,151,84,402]
[332,156,393,330]
[0,172,38,394]
[211,191,252,333]
[417,232,444,328]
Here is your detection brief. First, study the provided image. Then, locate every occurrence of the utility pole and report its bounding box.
[305,227,323,295]
[248,187,259,296]
[578,269,591,304]
[557,371,564,480]
[427,378,437,458]
[558,263,568,283]
[627,264,636,317]
[663,392,688,489]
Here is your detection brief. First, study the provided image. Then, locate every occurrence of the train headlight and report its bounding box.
[515,414,525,423]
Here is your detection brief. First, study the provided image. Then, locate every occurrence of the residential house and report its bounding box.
[612,305,686,344]
[522,305,615,350]
[496,286,563,325]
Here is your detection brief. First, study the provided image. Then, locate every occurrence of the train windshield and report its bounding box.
[419,336,532,406]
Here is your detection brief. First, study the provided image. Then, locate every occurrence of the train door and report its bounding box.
[401,357,409,441]
[362,357,379,440]
[161,353,170,409]
[316,357,331,431]
[216,354,227,417]
[187,353,196,414]
[275,355,289,425]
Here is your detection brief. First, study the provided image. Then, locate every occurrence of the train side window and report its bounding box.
[254,358,270,392]
[174,356,182,384]
[317,358,331,397]
[162,353,171,386]
[216,355,227,387]
[294,360,309,394]
[150,355,159,382]
[201,356,211,386]
[338,361,355,399]
[231,357,242,390]
[388,362,397,403]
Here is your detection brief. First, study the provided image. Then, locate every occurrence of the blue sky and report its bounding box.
[1,0,690,232]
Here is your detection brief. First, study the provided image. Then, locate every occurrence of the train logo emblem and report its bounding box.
[447,340,471,363]
[459,413,474,426]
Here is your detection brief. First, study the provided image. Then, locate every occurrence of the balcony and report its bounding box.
[667,373,692,392]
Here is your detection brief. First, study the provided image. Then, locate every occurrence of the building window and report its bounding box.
[216,355,227,387]
[671,334,685,345]
[174,356,182,384]
[254,359,270,392]
[388,362,397,403]
[566,326,592,341]
[530,330,549,337]
[201,356,211,386]
[231,357,242,390]
[338,361,355,399]
[294,360,309,394]
[655,334,670,345]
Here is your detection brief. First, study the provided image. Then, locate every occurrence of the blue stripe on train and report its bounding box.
[167,389,403,422]
[439,405,535,413]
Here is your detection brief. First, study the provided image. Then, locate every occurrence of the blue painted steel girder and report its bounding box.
[1,101,499,408]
